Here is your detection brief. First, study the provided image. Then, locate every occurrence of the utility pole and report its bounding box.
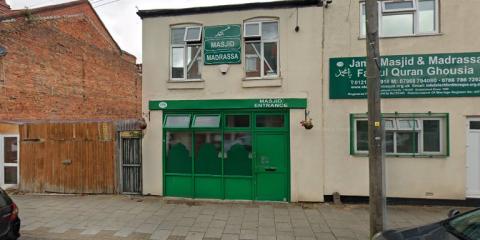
[365,0,386,238]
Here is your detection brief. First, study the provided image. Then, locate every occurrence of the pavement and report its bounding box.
[10,194,469,240]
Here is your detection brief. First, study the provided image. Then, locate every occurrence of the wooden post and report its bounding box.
[365,0,387,238]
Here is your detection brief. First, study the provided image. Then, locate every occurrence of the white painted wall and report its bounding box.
[142,110,163,195]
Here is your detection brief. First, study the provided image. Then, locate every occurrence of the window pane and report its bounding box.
[424,120,440,152]
[4,137,17,164]
[384,119,395,130]
[245,23,260,36]
[263,42,278,76]
[245,42,261,77]
[398,119,419,129]
[384,1,414,11]
[256,115,284,128]
[418,0,436,33]
[166,132,192,174]
[356,120,368,152]
[471,121,480,130]
[360,4,366,36]
[226,115,250,128]
[193,115,221,128]
[262,22,278,40]
[386,132,394,153]
[4,167,17,184]
[381,14,414,36]
[185,27,201,41]
[194,132,222,175]
[187,45,202,79]
[396,132,419,153]
[172,47,185,79]
[224,132,252,176]
[165,115,190,128]
[171,28,186,44]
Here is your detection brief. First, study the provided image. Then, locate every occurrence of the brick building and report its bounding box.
[0,0,141,121]
[0,0,142,192]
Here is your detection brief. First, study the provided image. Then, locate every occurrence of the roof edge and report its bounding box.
[137,0,323,19]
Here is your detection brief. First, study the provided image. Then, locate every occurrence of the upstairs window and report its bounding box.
[244,20,279,79]
[360,0,438,37]
[171,25,203,81]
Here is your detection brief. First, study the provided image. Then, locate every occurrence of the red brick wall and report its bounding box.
[0,17,141,121]
[0,0,11,15]
[30,1,121,54]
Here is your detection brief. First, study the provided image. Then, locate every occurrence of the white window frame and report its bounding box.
[382,0,416,12]
[353,116,446,156]
[243,19,280,80]
[170,25,203,81]
[184,26,203,42]
[244,22,261,38]
[360,0,439,38]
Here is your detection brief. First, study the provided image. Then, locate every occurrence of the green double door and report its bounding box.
[254,133,289,201]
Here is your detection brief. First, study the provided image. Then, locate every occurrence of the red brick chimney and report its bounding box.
[0,0,12,15]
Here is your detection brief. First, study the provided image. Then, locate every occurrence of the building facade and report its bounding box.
[140,0,480,202]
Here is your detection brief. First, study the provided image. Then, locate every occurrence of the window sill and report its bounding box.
[358,32,443,40]
[351,153,448,158]
[242,78,282,88]
[167,80,205,90]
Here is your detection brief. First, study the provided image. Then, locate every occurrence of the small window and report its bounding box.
[382,0,415,12]
[360,0,438,37]
[256,115,284,128]
[244,22,260,38]
[184,26,202,42]
[244,20,279,79]
[193,115,221,128]
[470,121,480,130]
[165,115,191,128]
[384,119,396,130]
[397,119,420,130]
[226,115,250,128]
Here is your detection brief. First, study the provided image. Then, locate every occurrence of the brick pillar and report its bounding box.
[0,0,12,15]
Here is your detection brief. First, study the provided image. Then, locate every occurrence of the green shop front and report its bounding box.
[149,98,307,202]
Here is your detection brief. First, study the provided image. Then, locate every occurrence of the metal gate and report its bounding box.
[120,131,142,194]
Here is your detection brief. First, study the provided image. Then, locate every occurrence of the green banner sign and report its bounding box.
[330,52,480,99]
[204,24,241,65]
[149,98,307,110]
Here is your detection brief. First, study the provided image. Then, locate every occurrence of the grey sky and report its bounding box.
[7,0,276,62]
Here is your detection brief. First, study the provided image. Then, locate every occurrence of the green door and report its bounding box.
[254,133,289,201]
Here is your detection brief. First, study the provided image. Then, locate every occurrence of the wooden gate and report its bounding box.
[120,131,142,194]
[19,122,116,193]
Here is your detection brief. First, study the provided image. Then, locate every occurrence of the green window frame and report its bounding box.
[164,114,192,128]
[192,114,221,128]
[350,113,449,157]
[224,114,252,130]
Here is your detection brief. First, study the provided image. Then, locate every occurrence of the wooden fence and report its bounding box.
[19,122,116,194]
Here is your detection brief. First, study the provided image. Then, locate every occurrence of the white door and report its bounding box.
[467,119,480,198]
[0,135,19,188]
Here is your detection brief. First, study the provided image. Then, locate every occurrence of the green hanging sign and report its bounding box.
[330,52,480,99]
[203,24,241,65]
